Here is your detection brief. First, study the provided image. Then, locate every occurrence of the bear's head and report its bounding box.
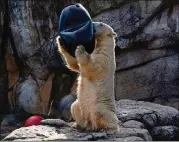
[93,22,117,38]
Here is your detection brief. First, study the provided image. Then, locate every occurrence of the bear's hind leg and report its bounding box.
[71,100,86,129]
[96,104,119,131]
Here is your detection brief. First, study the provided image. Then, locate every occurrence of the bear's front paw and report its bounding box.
[75,45,86,56]
[75,45,89,63]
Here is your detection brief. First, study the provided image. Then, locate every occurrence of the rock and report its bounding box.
[115,48,176,71]
[0,0,9,121]
[6,0,75,115]
[4,125,64,141]
[1,1,179,141]
[0,113,31,140]
[151,126,179,141]
[175,114,179,127]
[3,123,152,141]
[154,98,179,110]
[2,0,178,121]
[0,126,21,140]
[1,114,23,127]
[113,128,152,141]
[115,55,178,105]
[122,120,145,129]
[93,1,179,108]
[14,76,40,114]
[116,100,179,128]
[115,136,144,141]
[40,119,70,127]
[142,113,157,128]
[3,100,179,141]
[48,94,76,121]
[117,100,179,141]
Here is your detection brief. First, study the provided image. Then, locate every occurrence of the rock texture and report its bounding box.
[93,0,179,108]
[151,126,179,141]
[0,0,178,118]
[122,120,145,129]
[5,0,77,116]
[3,125,152,141]
[1,0,179,115]
[0,0,179,140]
[116,99,179,127]
[2,99,179,141]
[0,0,9,120]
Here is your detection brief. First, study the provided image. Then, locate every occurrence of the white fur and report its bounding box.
[57,22,119,131]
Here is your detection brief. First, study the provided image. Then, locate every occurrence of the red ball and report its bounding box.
[24,115,44,127]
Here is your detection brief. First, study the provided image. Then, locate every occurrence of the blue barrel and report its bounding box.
[58,3,95,57]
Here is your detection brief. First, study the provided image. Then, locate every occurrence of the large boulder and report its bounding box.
[116,99,179,127]
[3,125,152,141]
[2,99,179,141]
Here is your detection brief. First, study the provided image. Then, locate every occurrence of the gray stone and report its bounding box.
[116,136,144,141]
[151,126,179,141]
[0,0,9,124]
[115,55,179,103]
[113,127,152,141]
[4,125,68,141]
[3,100,179,141]
[175,114,179,127]
[122,120,145,129]
[142,113,157,128]
[40,119,70,127]
[2,1,179,141]
[93,0,179,108]
[0,126,20,140]
[116,99,179,127]
[6,0,72,115]
[3,124,152,141]
[5,0,179,119]
[1,114,21,127]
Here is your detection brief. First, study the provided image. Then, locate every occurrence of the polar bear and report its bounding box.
[56,22,119,131]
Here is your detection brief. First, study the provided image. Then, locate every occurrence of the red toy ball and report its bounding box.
[24,115,44,127]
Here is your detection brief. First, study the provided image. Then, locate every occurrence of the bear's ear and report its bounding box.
[108,31,117,38]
